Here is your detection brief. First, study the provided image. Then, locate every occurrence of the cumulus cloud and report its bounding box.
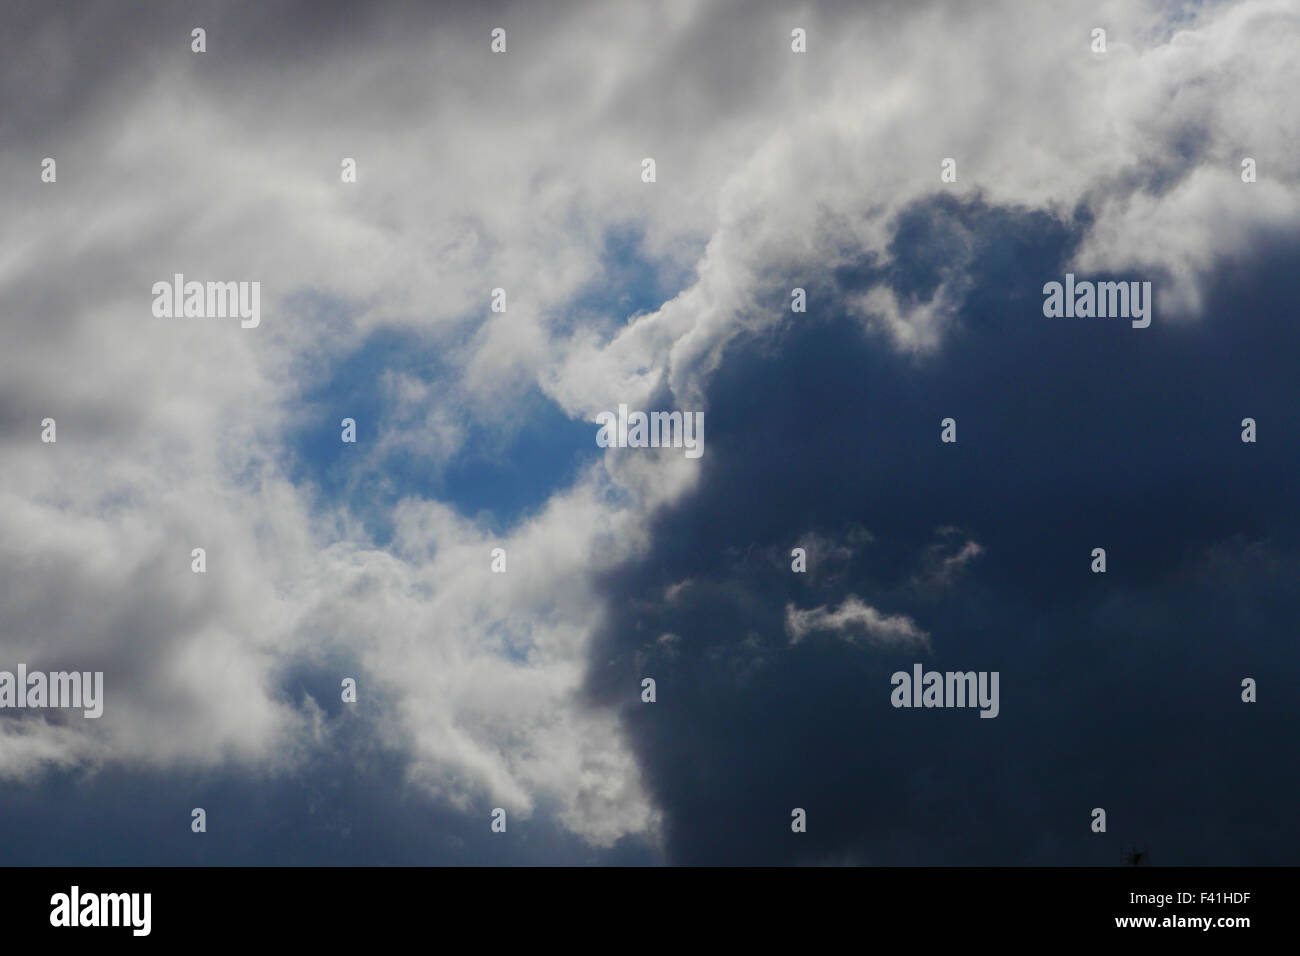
[549,0,1300,412]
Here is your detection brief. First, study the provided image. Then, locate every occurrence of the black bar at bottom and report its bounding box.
[2,866,1284,942]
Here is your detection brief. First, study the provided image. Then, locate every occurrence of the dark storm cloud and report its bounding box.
[585,195,1300,864]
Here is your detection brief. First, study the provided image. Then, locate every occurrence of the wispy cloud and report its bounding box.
[785,596,930,650]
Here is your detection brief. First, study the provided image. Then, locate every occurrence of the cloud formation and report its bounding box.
[0,0,1296,860]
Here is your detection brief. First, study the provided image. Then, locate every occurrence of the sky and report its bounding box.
[0,0,1297,865]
